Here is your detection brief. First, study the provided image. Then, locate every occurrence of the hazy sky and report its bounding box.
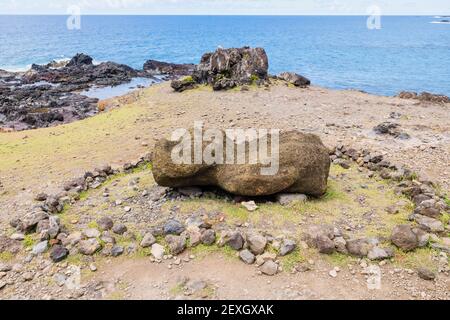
[0,0,449,15]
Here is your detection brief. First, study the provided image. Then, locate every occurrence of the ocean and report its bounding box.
[0,15,449,96]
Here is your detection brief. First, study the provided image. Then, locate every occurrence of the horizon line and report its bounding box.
[0,14,449,16]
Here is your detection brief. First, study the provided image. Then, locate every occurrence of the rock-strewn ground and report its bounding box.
[0,81,448,300]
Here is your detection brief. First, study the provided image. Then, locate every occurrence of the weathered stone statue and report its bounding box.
[152,128,330,197]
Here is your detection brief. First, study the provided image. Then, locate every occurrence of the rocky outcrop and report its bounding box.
[143,60,195,79]
[66,53,93,67]
[152,129,330,197]
[398,91,449,104]
[373,122,410,140]
[170,47,269,91]
[171,76,197,92]
[0,53,157,130]
[278,72,310,87]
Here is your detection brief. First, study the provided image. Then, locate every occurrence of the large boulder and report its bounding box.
[152,129,330,197]
[186,47,269,91]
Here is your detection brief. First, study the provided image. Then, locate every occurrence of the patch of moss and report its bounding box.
[0,252,14,262]
[182,76,194,83]
[250,74,259,84]
[393,247,438,272]
[443,196,450,207]
[323,252,352,267]
[87,221,99,229]
[190,244,236,260]
[107,291,126,300]
[66,254,84,265]
[441,212,450,226]
[169,283,185,296]
[279,249,305,271]
[23,234,35,248]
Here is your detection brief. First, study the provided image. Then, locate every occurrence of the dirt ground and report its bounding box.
[0,82,449,300]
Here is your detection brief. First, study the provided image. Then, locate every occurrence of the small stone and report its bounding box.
[178,187,202,197]
[276,194,307,206]
[115,199,123,205]
[255,252,277,266]
[79,239,101,255]
[220,230,244,250]
[50,245,69,263]
[111,245,124,257]
[89,264,97,272]
[112,223,127,235]
[163,219,185,235]
[386,205,399,215]
[97,217,114,231]
[151,243,165,260]
[0,263,12,272]
[391,225,418,251]
[10,233,25,241]
[415,215,445,233]
[417,268,436,281]
[23,272,34,281]
[201,229,216,245]
[32,241,48,255]
[241,201,258,212]
[368,246,394,260]
[329,269,338,278]
[165,235,186,255]
[247,232,267,255]
[260,261,278,276]
[83,228,100,239]
[140,233,156,248]
[239,249,255,264]
[279,239,296,256]
[124,206,131,212]
[35,193,48,201]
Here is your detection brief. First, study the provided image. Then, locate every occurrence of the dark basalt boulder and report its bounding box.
[152,129,331,197]
[143,60,195,78]
[173,47,269,91]
[67,53,93,67]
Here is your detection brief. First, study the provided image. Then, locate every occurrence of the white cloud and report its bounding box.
[0,0,449,15]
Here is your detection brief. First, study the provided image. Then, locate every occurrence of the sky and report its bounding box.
[0,0,449,15]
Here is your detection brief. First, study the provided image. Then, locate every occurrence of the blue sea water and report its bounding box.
[0,15,449,96]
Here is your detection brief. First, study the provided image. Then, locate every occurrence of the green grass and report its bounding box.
[323,252,352,267]
[190,244,237,260]
[87,221,99,229]
[0,252,14,262]
[182,76,194,83]
[393,247,438,272]
[441,212,450,226]
[250,74,260,84]
[169,283,185,296]
[279,249,305,271]
[23,234,35,248]
[444,196,450,207]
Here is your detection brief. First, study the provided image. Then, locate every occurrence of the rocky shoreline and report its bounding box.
[0,53,193,131]
[1,48,448,131]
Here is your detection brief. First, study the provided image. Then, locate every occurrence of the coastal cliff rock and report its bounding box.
[170,47,269,91]
[152,130,330,197]
[23,54,138,87]
[0,53,148,130]
[143,60,195,79]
